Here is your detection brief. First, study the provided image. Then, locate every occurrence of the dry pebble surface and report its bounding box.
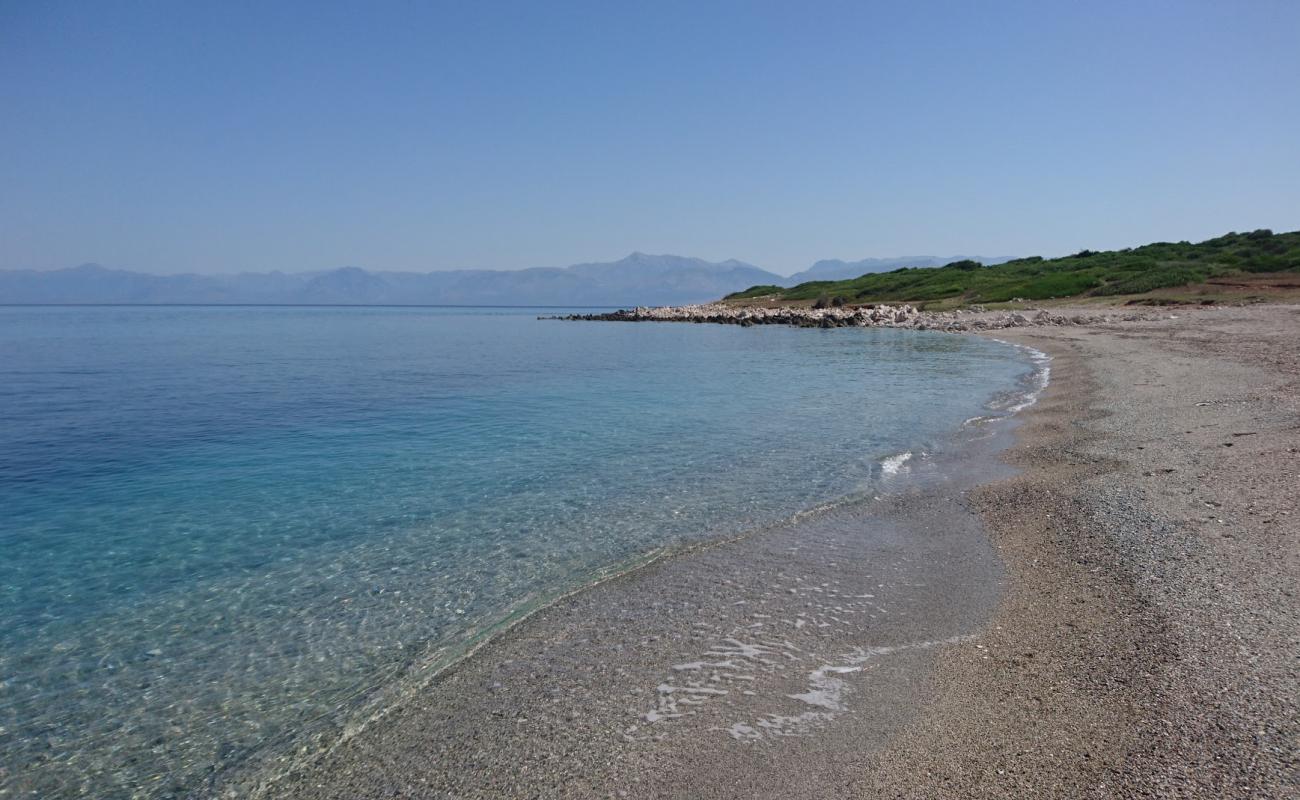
[859,304,1299,798]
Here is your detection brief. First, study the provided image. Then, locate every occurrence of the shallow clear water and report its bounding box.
[0,306,1036,797]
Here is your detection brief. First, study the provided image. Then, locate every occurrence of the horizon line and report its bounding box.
[0,302,627,309]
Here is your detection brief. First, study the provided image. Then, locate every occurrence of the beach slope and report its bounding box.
[862,304,1299,797]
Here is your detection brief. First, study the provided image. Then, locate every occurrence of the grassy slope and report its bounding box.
[727,230,1300,307]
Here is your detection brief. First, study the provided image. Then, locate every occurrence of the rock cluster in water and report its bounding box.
[558,303,1153,332]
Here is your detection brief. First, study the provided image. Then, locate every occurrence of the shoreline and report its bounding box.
[222,304,1296,798]
[556,301,1162,332]
[214,345,1044,798]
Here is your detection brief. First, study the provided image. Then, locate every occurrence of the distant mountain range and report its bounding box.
[785,255,1017,284]
[0,254,784,307]
[0,252,1017,306]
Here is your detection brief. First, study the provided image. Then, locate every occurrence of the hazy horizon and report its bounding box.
[3,2,1298,276]
[10,249,1027,279]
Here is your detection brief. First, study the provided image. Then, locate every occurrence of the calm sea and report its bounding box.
[0,306,1039,797]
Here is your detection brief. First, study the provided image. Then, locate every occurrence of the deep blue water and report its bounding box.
[0,306,1037,796]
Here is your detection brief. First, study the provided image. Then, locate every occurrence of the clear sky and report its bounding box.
[2,1,1298,276]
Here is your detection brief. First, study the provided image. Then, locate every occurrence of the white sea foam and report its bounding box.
[632,615,979,744]
[672,660,743,672]
[657,684,729,696]
[787,664,863,711]
[989,340,1052,414]
[728,722,762,741]
[879,451,913,475]
[722,633,977,740]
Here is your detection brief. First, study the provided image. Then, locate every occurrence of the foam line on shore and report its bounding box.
[880,452,914,475]
[991,340,1052,413]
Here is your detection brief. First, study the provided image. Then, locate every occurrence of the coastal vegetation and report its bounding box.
[726,230,1300,306]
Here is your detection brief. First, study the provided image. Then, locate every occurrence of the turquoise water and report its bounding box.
[0,306,1037,797]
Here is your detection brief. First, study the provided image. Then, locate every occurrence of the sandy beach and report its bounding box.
[221,304,1298,799]
[9,6,1296,797]
[864,303,1299,798]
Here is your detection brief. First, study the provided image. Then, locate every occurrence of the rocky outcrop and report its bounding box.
[557,303,1156,332]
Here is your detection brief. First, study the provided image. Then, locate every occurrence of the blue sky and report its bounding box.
[2,1,1297,276]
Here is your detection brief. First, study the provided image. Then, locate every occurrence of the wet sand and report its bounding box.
[222,304,1297,798]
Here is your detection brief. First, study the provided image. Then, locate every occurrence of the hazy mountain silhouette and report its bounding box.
[0,254,784,306]
[1,252,1025,305]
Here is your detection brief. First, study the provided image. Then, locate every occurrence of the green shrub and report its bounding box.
[721,229,1300,304]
